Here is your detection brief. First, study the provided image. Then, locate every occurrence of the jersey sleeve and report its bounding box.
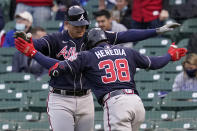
[105,29,157,45]
[131,49,151,69]
[33,33,58,57]
[61,51,89,75]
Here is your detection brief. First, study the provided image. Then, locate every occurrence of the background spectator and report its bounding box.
[93,9,133,47]
[172,53,197,91]
[15,0,53,26]
[161,0,197,23]
[187,33,197,54]
[3,11,33,47]
[12,26,47,80]
[111,0,132,29]
[131,0,163,29]
[0,7,5,47]
[93,9,127,32]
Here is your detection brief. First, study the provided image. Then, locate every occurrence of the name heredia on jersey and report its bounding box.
[95,49,126,59]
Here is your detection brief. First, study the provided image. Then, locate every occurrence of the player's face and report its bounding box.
[66,22,86,38]
[96,16,112,31]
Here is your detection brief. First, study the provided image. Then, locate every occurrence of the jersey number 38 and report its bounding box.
[98,59,131,84]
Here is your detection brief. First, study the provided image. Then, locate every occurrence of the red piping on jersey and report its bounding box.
[106,101,111,131]
[47,91,54,131]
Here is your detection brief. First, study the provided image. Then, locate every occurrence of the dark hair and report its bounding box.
[30,26,46,35]
[93,9,111,19]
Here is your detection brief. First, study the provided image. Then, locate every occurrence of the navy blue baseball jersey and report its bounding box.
[33,29,156,90]
[45,43,171,104]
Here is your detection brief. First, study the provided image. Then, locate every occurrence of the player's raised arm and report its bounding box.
[132,42,187,70]
[107,22,180,44]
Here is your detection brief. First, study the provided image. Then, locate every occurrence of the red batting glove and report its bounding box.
[15,37,37,58]
[168,42,188,61]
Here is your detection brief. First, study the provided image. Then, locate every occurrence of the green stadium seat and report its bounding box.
[139,121,155,131]
[94,111,104,131]
[40,113,49,122]
[177,38,189,48]
[94,100,103,111]
[3,21,15,32]
[155,121,197,130]
[0,122,17,131]
[83,0,98,20]
[161,91,197,111]
[0,92,29,111]
[0,64,12,74]
[145,111,176,121]
[0,47,17,56]
[0,56,13,65]
[136,81,173,92]
[169,0,186,5]
[160,62,183,74]
[176,110,197,121]
[29,91,48,112]
[134,37,172,49]
[0,73,36,83]
[17,121,51,131]
[42,20,63,33]
[5,82,49,93]
[135,71,164,83]
[0,112,39,122]
[180,18,197,34]
[40,74,50,82]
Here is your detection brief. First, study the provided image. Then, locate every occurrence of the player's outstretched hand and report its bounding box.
[49,62,65,77]
[15,37,37,58]
[168,42,187,61]
[156,22,181,34]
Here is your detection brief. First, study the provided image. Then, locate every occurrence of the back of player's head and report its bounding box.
[64,5,89,27]
[87,28,108,49]
[93,9,111,19]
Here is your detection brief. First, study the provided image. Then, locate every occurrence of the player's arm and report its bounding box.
[133,43,187,70]
[105,23,180,45]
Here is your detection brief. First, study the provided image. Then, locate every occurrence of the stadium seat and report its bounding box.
[3,21,15,32]
[134,37,172,49]
[155,121,197,130]
[17,121,51,131]
[29,91,48,112]
[0,122,17,131]
[0,73,36,83]
[160,61,183,74]
[177,38,189,48]
[5,82,49,93]
[0,112,39,122]
[42,20,63,33]
[0,64,12,74]
[135,71,164,83]
[176,110,197,121]
[0,47,17,56]
[0,92,29,111]
[161,91,197,111]
[40,113,48,122]
[94,111,104,131]
[139,121,155,131]
[169,0,186,5]
[83,0,98,20]
[145,111,176,121]
[180,18,197,34]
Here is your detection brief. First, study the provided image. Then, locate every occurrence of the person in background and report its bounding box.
[0,8,5,47]
[15,0,53,26]
[12,26,47,80]
[3,11,33,47]
[93,9,133,47]
[131,0,164,29]
[172,53,197,91]
[111,0,132,29]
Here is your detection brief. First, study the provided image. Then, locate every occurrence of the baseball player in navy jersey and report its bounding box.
[15,28,187,131]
